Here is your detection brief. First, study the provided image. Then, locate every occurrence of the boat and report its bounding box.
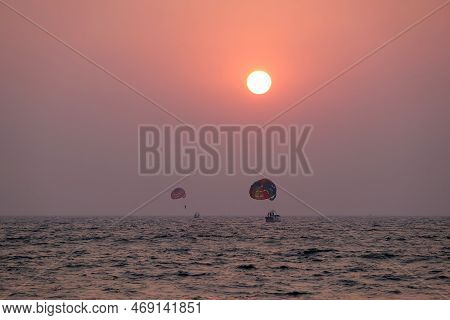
[265,210,280,222]
[194,212,200,218]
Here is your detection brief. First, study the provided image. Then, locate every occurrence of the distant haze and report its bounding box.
[1,0,449,216]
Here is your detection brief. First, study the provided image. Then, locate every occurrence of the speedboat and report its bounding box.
[265,210,281,222]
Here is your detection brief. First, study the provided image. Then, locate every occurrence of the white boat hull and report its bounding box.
[265,216,281,222]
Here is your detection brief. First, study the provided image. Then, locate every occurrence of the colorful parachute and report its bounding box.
[249,179,277,201]
[171,187,186,200]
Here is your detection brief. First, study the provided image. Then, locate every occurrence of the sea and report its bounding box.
[0,216,449,299]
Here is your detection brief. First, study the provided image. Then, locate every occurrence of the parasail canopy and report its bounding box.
[171,187,186,200]
[249,178,277,201]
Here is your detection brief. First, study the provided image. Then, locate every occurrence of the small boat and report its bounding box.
[193,212,200,218]
[265,210,281,222]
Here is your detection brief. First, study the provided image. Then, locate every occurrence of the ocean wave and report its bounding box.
[176,271,213,277]
[360,252,396,259]
[237,264,256,270]
[1,216,448,299]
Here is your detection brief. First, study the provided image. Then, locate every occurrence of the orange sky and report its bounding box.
[1,0,449,215]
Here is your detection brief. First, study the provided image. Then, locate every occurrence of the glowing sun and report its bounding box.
[247,70,271,94]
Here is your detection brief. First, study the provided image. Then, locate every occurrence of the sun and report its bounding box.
[247,70,271,95]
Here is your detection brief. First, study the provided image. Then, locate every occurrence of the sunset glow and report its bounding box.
[247,71,271,95]
[1,0,449,304]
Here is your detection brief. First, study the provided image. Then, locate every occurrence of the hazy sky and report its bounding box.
[1,0,449,216]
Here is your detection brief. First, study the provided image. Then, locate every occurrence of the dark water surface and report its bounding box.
[1,216,449,299]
